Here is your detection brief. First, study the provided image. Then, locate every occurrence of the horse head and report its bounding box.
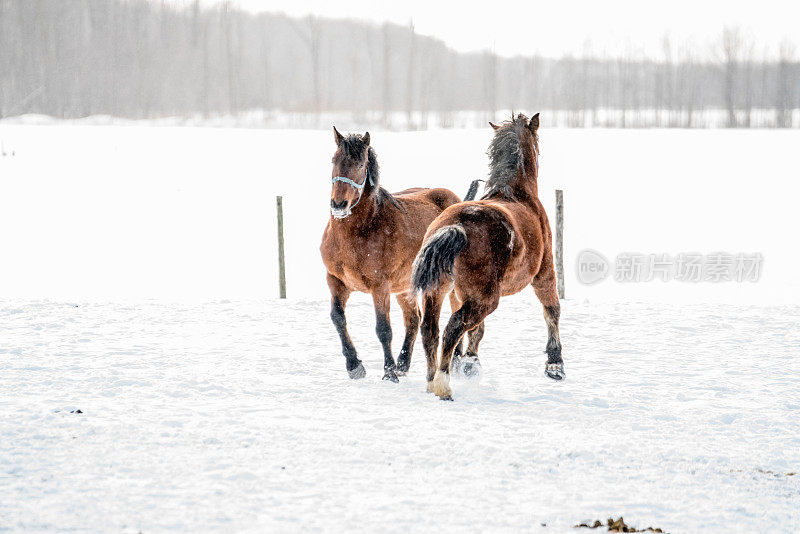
[330,127,373,219]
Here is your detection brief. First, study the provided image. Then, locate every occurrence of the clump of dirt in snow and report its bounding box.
[574,517,666,533]
[755,468,795,477]
[730,468,796,477]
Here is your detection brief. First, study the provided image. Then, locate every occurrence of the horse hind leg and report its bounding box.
[420,289,446,393]
[433,300,494,400]
[460,320,485,378]
[451,320,485,378]
[466,320,485,355]
[448,291,465,372]
[395,291,420,375]
[532,279,565,380]
[447,293,484,378]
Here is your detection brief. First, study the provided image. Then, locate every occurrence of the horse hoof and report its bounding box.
[396,357,410,376]
[545,362,565,381]
[461,354,482,379]
[452,353,481,379]
[450,353,462,374]
[382,368,399,383]
[431,370,452,399]
[348,362,366,380]
[439,394,454,401]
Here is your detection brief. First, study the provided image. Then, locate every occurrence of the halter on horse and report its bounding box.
[330,166,373,219]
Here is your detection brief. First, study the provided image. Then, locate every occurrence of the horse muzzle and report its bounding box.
[330,198,351,219]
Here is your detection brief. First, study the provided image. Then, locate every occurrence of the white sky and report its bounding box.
[189,0,800,59]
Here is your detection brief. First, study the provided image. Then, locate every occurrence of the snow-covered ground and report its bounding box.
[1,123,798,532]
[2,297,798,532]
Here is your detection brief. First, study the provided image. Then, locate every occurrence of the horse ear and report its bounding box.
[362,131,370,146]
[333,126,344,145]
[529,113,540,132]
[489,122,501,131]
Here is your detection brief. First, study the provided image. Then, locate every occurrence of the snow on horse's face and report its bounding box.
[329,127,371,219]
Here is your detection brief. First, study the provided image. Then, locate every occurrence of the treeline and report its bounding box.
[1,0,799,128]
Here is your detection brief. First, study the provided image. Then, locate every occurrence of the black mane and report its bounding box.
[338,133,403,212]
[482,114,539,201]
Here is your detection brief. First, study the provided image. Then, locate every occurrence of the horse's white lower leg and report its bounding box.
[431,370,451,398]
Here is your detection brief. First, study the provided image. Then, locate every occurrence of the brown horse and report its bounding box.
[320,127,479,382]
[410,113,564,400]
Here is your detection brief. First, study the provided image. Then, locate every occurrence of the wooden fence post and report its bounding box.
[276,196,286,299]
[555,189,564,300]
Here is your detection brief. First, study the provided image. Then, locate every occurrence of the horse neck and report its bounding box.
[513,148,539,201]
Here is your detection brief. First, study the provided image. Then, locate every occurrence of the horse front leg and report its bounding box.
[395,291,420,376]
[327,274,364,379]
[372,286,398,383]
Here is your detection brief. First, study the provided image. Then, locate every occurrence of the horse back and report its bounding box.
[393,187,461,212]
[427,199,550,296]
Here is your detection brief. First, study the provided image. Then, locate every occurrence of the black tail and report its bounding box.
[463,179,482,201]
[410,225,467,294]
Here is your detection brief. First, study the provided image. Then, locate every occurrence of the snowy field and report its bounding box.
[1,123,799,532]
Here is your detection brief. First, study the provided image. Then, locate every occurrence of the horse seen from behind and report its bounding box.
[410,113,565,400]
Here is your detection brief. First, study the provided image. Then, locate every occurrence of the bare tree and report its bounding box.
[618,51,632,128]
[1,1,798,129]
[406,20,417,129]
[660,35,675,126]
[221,1,235,114]
[677,46,701,128]
[581,40,596,127]
[721,27,743,128]
[741,35,756,127]
[259,16,274,113]
[381,22,391,128]
[776,40,796,128]
[483,46,497,124]
[288,15,323,120]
